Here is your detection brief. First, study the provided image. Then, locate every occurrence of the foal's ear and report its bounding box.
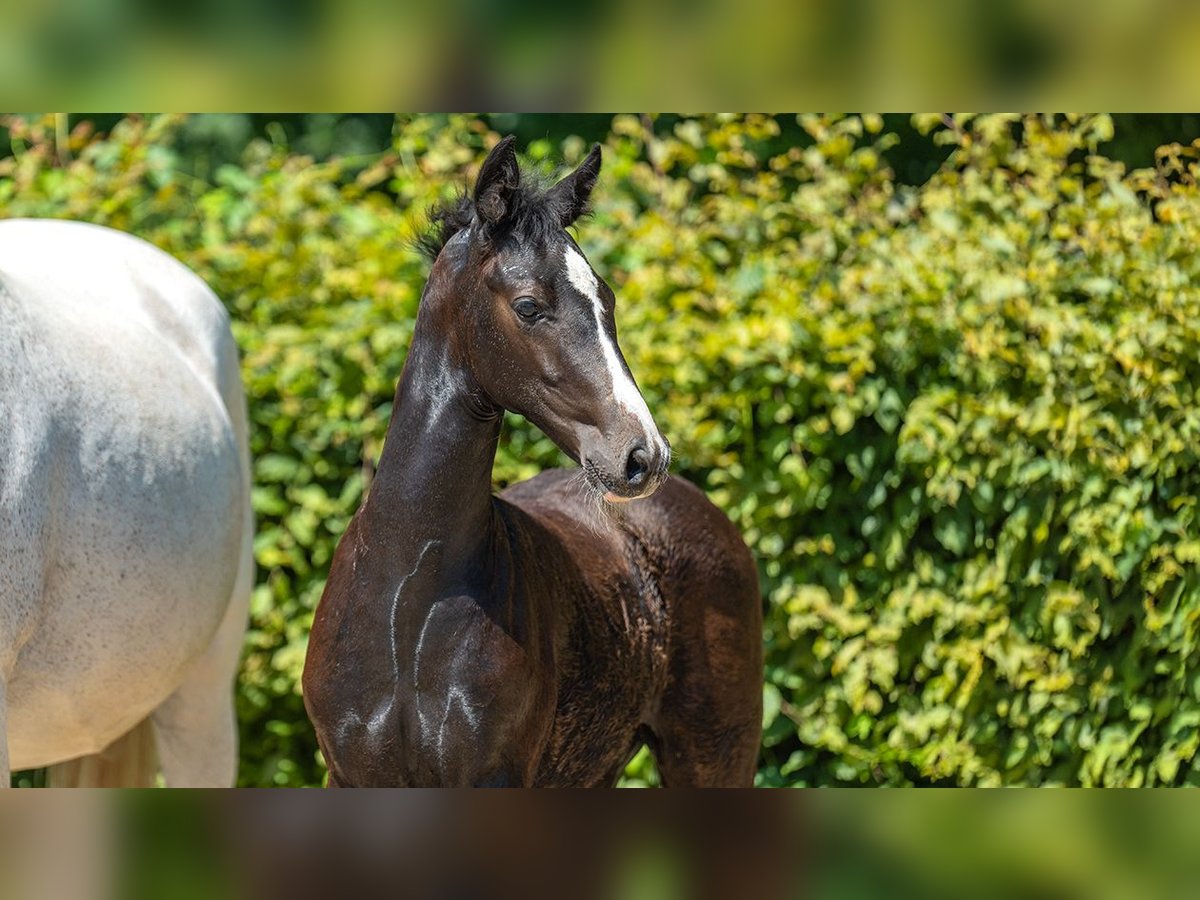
[547,143,602,227]
[474,135,520,225]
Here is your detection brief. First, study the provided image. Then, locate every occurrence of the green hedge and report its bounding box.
[4,114,1200,786]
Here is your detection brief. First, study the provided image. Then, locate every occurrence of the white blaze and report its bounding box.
[563,245,659,440]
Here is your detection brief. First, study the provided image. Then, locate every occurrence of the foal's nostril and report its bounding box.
[625,445,650,487]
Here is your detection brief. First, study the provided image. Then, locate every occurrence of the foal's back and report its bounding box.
[500,471,763,786]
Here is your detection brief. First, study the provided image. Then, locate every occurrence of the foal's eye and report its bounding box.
[512,297,542,321]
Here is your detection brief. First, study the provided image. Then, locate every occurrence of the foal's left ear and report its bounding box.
[547,143,602,227]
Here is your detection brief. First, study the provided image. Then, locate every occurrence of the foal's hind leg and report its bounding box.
[650,593,763,786]
[649,698,761,787]
[151,582,248,787]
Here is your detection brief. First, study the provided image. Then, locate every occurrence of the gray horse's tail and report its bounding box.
[45,718,159,787]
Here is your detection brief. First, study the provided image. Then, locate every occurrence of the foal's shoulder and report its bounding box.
[495,468,623,547]
[497,468,580,504]
[497,469,723,528]
[623,474,746,543]
[495,468,592,522]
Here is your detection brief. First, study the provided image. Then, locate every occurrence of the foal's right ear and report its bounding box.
[474,136,520,226]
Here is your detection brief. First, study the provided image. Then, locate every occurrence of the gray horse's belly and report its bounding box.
[4,409,241,767]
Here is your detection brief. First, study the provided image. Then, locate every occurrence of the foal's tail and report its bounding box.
[45,719,159,787]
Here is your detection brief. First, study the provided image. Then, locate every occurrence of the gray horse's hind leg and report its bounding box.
[150,585,246,787]
[147,328,252,789]
[153,413,252,789]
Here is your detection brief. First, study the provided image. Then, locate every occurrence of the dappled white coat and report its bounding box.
[0,220,252,786]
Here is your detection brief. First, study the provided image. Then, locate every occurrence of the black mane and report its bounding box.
[414,165,588,263]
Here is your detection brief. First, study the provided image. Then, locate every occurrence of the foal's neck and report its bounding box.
[359,308,501,588]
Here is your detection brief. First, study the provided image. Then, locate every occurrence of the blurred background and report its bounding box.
[5,113,1200,790]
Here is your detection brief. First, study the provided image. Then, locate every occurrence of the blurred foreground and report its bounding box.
[3,0,1200,106]
[1,792,1197,900]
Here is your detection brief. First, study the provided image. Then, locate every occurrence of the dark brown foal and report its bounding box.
[302,137,762,786]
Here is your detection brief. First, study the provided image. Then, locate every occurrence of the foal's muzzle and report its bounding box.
[586,436,670,502]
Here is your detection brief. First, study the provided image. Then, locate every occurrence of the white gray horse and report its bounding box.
[0,219,252,786]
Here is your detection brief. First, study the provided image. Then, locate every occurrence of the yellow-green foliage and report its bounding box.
[4,114,1200,786]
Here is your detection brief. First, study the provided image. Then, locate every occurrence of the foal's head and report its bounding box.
[420,136,670,502]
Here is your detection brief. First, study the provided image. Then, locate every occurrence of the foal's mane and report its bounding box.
[415,162,590,263]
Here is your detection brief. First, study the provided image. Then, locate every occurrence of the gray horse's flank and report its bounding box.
[0,219,252,787]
